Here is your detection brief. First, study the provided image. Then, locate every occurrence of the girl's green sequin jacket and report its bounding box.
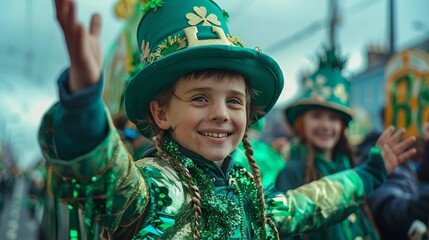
[275,143,381,240]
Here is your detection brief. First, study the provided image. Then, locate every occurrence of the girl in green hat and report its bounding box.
[275,48,381,240]
[40,0,416,239]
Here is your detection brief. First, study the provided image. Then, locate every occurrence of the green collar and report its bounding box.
[156,135,274,239]
[179,146,234,186]
[290,142,351,175]
[314,151,351,175]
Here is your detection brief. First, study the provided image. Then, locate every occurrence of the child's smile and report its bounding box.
[200,132,230,138]
[152,73,248,166]
[302,109,343,158]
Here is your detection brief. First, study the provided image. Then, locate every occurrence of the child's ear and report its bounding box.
[150,101,171,130]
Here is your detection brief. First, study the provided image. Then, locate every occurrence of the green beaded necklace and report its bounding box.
[160,136,274,239]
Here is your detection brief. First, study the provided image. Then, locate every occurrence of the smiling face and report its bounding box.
[150,71,248,166]
[302,109,344,159]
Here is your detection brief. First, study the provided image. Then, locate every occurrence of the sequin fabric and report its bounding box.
[39,104,380,239]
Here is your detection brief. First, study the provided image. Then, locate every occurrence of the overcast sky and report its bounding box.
[1,0,429,169]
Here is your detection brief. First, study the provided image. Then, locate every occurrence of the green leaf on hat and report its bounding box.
[141,0,164,16]
[222,9,230,22]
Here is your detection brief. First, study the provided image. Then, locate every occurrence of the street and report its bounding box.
[0,176,39,240]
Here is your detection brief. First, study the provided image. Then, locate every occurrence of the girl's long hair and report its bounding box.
[294,113,379,238]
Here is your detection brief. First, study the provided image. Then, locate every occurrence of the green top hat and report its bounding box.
[284,48,352,128]
[124,0,284,137]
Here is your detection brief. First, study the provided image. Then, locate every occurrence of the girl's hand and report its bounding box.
[376,126,417,175]
[55,0,103,93]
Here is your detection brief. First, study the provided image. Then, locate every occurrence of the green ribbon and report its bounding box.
[69,179,81,240]
[106,173,116,215]
[84,176,97,240]
[53,180,64,240]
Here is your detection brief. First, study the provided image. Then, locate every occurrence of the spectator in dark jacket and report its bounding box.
[358,127,429,240]
[417,122,429,183]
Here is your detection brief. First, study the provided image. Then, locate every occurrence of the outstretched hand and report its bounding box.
[376,126,416,175]
[55,0,103,93]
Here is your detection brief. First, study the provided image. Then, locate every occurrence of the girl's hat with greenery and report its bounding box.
[124,0,284,136]
[284,47,353,128]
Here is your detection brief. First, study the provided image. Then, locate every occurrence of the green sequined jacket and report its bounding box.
[232,139,286,188]
[39,104,386,240]
[275,143,381,240]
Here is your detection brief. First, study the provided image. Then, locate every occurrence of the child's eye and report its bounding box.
[192,96,208,102]
[309,111,322,119]
[228,98,243,105]
[328,113,341,122]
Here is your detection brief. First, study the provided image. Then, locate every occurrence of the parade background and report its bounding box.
[0,1,429,238]
[0,0,428,169]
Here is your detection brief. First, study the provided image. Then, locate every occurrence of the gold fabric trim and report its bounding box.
[119,170,150,227]
[96,166,148,220]
[46,165,54,197]
[227,35,246,47]
[140,40,151,65]
[116,154,134,189]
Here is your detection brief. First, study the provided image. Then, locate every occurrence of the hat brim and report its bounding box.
[284,100,353,129]
[125,45,284,137]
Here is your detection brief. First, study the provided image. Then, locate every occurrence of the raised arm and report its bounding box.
[38,2,150,237]
[55,0,103,93]
[270,126,417,236]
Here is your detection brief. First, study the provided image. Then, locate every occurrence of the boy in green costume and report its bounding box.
[39,0,416,239]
